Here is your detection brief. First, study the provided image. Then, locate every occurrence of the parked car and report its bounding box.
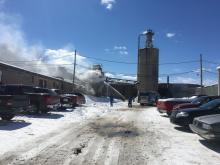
[190,114,220,140]
[0,88,30,120]
[174,96,220,110]
[170,99,220,127]
[0,85,60,114]
[157,96,197,115]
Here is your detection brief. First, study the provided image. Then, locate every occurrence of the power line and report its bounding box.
[161,71,195,76]
[77,55,199,65]
[160,60,198,65]
[81,56,136,64]
[204,70,218,74]
[75,63,196,77]
[2,59,199,77]
[106,71,195,78]
[0,58,200,79]
[1,56,199,66]
[204,60,220,65]
[26,61,194,78]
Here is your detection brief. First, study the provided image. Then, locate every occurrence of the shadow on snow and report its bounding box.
[0,120,31,131]
[174,126,192,133]
[25,113,64,119]
[200,140,220,153]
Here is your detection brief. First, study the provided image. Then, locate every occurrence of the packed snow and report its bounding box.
[0,95,125,155]
[1,96,220,165]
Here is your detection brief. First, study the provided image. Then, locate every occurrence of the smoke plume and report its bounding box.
[0,12,105,94]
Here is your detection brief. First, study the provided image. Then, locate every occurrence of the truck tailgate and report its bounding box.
[0,95,30,108]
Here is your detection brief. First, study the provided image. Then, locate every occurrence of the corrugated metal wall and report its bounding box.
[195,85,218,96]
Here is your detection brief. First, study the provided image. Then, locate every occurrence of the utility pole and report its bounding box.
[72,49,77,91]
[137,34,141,90]
[200,54,203,94]
[167,75,170,97]
[217,67,220,96]
[167,75,170,88]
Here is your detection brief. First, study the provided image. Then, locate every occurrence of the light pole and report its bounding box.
[200,54,203,94]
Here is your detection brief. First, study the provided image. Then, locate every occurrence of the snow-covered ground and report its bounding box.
[0,95,125,155]
[1,97,220,164]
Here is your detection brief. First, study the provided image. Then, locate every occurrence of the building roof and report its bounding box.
[217,66,220,70]
[0,61,71,83]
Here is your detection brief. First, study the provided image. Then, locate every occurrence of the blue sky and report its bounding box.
[0,0,220,85]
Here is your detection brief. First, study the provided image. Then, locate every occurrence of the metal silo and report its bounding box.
[137,29,159,105]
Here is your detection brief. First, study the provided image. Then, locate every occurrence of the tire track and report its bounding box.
[0,107,173,165]
[0,121,95,165]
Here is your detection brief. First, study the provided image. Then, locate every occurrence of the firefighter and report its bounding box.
[109,95,114,107]
[128,96,133,108]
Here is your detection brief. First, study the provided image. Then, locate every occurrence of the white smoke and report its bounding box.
[0,12,42,62]
[0,12,105,93]
[105,72,137,81]
[80,70,105,83]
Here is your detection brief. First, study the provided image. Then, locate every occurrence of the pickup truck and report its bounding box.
[0,85,60,114]
[157,96,197,116]
[173,96,220,110]
[31,87,60,113]
[73,93,86,105]
[60,94,77,107]
[51,90,85,107]
[138,91,159,106]
[0,94,30,120]
[51,89,78,108]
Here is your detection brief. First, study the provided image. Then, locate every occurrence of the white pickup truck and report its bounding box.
[138,91,159,106]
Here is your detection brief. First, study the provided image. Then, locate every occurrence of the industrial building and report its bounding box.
[108,81,200,99]
[159,83,200,98]
[137,29,159,93]
[0,62,73,92]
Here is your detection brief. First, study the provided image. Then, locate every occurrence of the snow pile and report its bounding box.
[158,96,197,102]
[0,96,125,155]
[85,95,122,104]
[61,95,124,121]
